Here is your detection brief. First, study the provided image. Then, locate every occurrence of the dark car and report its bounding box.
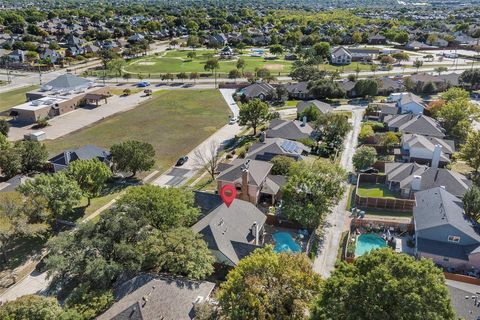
[359,167,379,174]
[35,256,48,273]
[176,156,188,166]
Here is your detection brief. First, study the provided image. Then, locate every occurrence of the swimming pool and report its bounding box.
[355,233,387,257]
[273,232,301,253]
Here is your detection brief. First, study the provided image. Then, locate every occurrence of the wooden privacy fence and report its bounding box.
[355,194,415,211]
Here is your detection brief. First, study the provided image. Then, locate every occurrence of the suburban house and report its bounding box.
[405,40,437,50]
[408,73,460,93]
[296,100,333,116]
[286,82,312,100]
[246,137,311,161]
[97,274,215,320]
[398,133,455,166]
[216,159,285,205]
[385,162,472,198]
[238,82,275,101]
[48,145,110,172]
[386,92,426,115]
[39,48,62,64]
[330,46,352,65]
[383,114,446,138]
[339,79,356,98]
[10,74,110,123]
[192,192,266,266]
[208,33,227,47]
[377,77,405,96]
[266,119,314,141]
[368,34,387,45]
[0,175,32,193]
[414,187,480,271]
[6,49,25,63]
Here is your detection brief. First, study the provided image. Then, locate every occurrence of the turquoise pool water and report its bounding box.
[355,233,387,257]
[273,232,301,253]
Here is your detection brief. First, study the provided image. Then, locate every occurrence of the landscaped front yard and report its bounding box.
[45,89,231,173]
[0,85,39,114]
[356,183,399,199]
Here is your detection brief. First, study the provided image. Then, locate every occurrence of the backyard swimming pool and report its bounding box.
[355,233,387,257]
[273,231,302,253]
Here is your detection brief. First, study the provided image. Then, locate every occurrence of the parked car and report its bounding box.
[359,167,379,174]
[35,256,48,273]
[176,156,188,166]
[229,117,238,125]
[137,81,151,87]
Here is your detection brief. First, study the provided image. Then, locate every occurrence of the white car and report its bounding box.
[229,117,238,125]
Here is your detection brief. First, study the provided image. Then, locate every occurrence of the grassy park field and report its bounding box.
[45,89,230,173]
[0,85,39,114]
[123,49,294,76]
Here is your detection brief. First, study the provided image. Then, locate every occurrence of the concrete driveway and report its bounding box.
[0,271,48,303]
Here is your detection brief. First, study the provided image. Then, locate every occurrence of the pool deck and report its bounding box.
[263,225,308,253]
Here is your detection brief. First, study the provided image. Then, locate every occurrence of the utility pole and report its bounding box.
[38,65,42,85]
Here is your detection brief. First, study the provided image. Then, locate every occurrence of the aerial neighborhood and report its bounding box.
[1,0,480,319]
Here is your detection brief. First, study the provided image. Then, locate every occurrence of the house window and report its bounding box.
[447,235,460,243]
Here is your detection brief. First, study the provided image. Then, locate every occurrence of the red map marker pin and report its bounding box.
[220,185,237,208]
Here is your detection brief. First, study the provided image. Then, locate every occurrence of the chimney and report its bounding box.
[241,160,250,202]
[252,222,259,245]
[302,115,307,127]
[259,131,266,142]
[431,144,442,169]
[64,151,71,165]
[411,175,422,191]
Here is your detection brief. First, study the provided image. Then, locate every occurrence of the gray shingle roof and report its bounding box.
[97,274,215,320]
[240,82,275,99]
[384,114,445,138]
[266,119,313,141]
[49,145,110,166]
[246,138,311,161]
[191,197,266,265]
[296,100,333,115]
[386,163,471,197]
[44,73,92,91]
[216,159,272,187]
[402,133,455,162]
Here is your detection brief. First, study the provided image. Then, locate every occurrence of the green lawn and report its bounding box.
[45,89,230,173]
[357,183,399,199]
[364,208,413,218]
[123,49,294,76]
[0,85,39,113]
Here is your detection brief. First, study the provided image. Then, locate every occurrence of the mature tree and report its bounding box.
[270,155,295,175]
[98,49,118,75]
[16,140,48,173]
[426,99,445,117]
[358,124,374,144]
[300,105,321,122]
[314,113,351,148]
[380,55,395,65]
[217,247,321,320]
[0,192,48,263]
[269,44,283,55]
[460,69,480,90]
[282,160,345,227]
[354,79,378,98]
[0,147,22,178]
[289,65,326,82]
[308,80,345,100]
[458,130,480,178]
[228,69,241,83]
[437,99,478,143]
[238,98,270,135]
[0,295,78,320]
[187,35,200,49]
[186,51,197,60]
[276,84,289,102]
[204,57,220,87]
[193,140,221,181]
[0,119,10,136]
[434,66,448,75]
[113,185,200,229]
[413,59,423,71]
[463,186,480,222]
[392,52,410,64]
[352,32,363,44]
[379,131,399,152]
[66,159,112,206]
[110,140,155,177]
[0,134,9,151]
[140,227,214,279]
[189,72,200,83]
[313,42,331,61]
[236,58,246,75]
[441,87,470,102]
[312,249,455,320]
[395,32,409,44]
[353,146,377,171]
[18,173,82,222]
[422,81,436,95]
[107,58,125,77]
